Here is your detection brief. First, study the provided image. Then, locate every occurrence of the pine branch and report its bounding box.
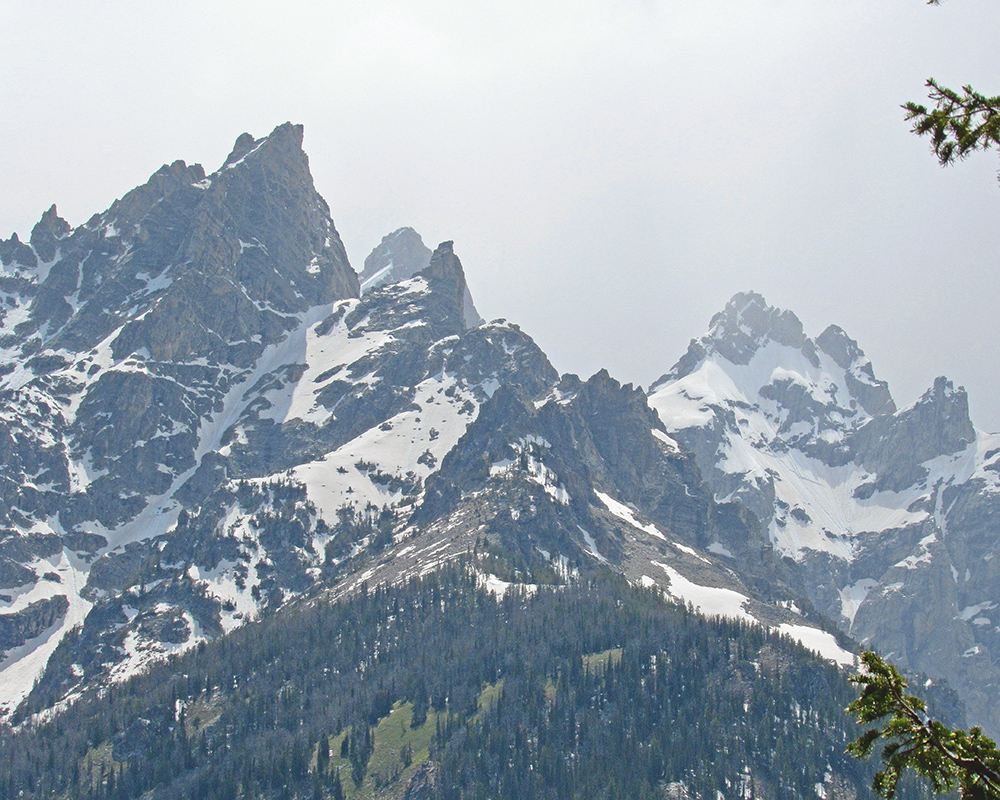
[904,79,1000,166]
[847,652,1000,799]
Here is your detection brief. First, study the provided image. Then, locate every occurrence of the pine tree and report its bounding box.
[847,651,1000,799]
[330,769,344,800]
[317,734,330,778]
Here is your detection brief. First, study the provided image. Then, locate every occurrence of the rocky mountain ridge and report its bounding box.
[358,227,481,327]
[0,125,990,745]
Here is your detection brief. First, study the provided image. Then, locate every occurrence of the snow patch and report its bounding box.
[578,527,608,563]
[0,548,92,716]
[479,574,538,599]
[775,623,855,667]
[653,562,854,666]
[707,542,734,558]
[839,579,877,627]
[653,562,755,623]
[595,491,666,540]
[959,602,997,622]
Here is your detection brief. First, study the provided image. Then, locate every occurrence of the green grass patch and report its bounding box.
[582,647,623,674]
[79,741,115,790]
[324,701,439,799]
[473,678,504,723]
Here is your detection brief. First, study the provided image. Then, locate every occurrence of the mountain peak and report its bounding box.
[914,376,974,443]
[654,294,894,419]
[816,324,895,416]
[423,240,458,279]
[223,122,305,168]
[0,231,37,269]
[649,290,896,466]
[11,123,358,364]
[420,241,466,326]
[29,204,71,262]
[418,241,483,330]
[852,375,973,491]
[225,132,257,165]
[815,324,862,370]
[359,231,484,328]
[705,291,807,363]
[655,292,810,387]
[359,227,432,293]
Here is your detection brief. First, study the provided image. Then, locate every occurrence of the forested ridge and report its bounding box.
[0,568,930,799]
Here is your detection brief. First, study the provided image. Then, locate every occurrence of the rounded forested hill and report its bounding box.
[0,569,931,800]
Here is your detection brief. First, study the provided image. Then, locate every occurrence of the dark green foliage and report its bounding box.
[904,79,1000,166]
[848,651,1000,799]
[349,724,373,787]
[330,770,344,800]
[0,570,923,799]
[906,2,1000,171]
[316,734,330,779]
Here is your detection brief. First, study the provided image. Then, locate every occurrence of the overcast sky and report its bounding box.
[3,0,999,427]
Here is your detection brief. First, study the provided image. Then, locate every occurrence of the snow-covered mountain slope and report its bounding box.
[18,259,554,718]
[327,366,853,667]
[0,132,853,724]
[648,291,1000,737]
[14,263,848,722]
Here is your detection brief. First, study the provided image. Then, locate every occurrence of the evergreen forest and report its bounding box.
[0,568,932,800]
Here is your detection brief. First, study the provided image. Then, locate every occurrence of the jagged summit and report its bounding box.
[815,324,863,370]
[224,131,258,166]
[649,295,1000,737]
[1,122,359,364]
[361,232,483,329]
[223,121,306,167]
[852,375,975,491]
[813,325,894,417]
[29,205,71,261]
[654,291,813,388]
[705,290,808,360]
[358,226,431,293]
[652,291,893,425]
[419,240,483,330]
[0,122,362,602]
[648,291,911,541]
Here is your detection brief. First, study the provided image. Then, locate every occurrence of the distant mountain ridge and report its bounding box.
[649,290,1000,737]
[0,124,995,748]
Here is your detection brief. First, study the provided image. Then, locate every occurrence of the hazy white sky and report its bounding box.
[3,0,999,426]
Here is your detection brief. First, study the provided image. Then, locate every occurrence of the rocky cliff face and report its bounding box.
[649,291,1000,737]
[358,227,431,293]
